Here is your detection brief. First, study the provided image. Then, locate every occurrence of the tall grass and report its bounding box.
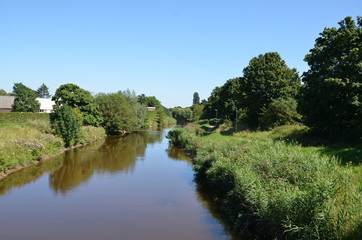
[0,125,64,173]
[168,127,362,239]
[0,119,106,175]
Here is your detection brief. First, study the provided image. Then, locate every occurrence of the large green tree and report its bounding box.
[52,84,103,126]
[12,83,40,112]
[243,52,301,128]
[37,83,51,98]
[299,16,362,140]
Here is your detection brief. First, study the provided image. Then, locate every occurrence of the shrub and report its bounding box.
[50,105,80,147]
[78,126,106,145]
[259,98,301,130]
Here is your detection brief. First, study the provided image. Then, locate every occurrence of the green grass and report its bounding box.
[0,118,106,175]
[168,122,362,239]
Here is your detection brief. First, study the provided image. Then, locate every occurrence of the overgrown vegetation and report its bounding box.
[0,121,64,174]
[168,123,362,239]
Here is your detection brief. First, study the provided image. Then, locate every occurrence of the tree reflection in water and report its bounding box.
[49,131,164,195]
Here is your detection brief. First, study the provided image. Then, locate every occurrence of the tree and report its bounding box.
[193,92,200,105]
[259,97,301,130]
[52,84,103,126]
[12,83,40,112]
[202,78,247,120]
[243,52,301,128]
[191,104,204,121]
[50,104,79,147]
[0,89,10,96]
[171,107,193,123]
[37,83,51,98]
[299,16,362,140]
[95,92,137,134]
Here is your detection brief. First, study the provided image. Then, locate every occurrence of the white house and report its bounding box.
[36,98,55,113]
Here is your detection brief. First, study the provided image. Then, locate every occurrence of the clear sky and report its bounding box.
[0,0,361,108]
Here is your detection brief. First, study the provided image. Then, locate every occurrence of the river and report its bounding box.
[0,128,233,240]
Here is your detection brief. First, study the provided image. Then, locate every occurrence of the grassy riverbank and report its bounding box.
[0,117,105,178]
[168,122,362,239]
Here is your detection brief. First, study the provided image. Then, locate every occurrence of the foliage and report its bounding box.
[36,83,51,98]
[193,92,200,105]
[259,98,301,130]
[243,52,301,128]
[77,126,106,145]
[0,89,11,96]
[300,16,362,141]
[50,104,80,147]
[95,92,140,134]
[191,104,204,121]
[0,112,50,124]
[171,107,193,123]
[52,83,103,126]
[12,83,40,112]
[121,89,147,130]
[168,126,362,239]
[203,77,246,120]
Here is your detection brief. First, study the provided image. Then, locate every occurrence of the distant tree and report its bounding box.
[191,104,204,121]
[243,52,301,128]
[0,89,10,96]
[121,89,147,130]
[193,92,200,105]
[95,92,137,134]
[12,83,40,112]
[52,84,103,126]
[259,98,301,130]
[203,78,246,120]
[299,16,362,140]
[37,83,51,98]
[144,96,162,108]
[172,107,193,123]
[137,94,147,105]
[50,104,79,147]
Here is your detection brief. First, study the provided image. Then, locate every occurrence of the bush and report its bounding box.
[50,105,80,147]
[78,126,106,145]
[259,98,301,130]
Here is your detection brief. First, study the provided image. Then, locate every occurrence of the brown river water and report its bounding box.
[0,128,234,240]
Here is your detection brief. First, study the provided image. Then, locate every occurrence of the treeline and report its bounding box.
[3,82,173,146]
[172,16,362,141]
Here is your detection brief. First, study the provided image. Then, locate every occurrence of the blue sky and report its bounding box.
[0,0,361,107]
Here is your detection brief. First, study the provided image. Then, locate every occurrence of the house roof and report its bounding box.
[0,96,15,108]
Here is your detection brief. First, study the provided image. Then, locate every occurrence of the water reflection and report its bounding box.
[166,145,192,163]
[50,131,164,195]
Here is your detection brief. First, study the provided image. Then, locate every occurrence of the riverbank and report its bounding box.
[168,122,362,239]
[0,120,105,180]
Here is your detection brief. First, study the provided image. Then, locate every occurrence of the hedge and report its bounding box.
[0,112,50,124]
